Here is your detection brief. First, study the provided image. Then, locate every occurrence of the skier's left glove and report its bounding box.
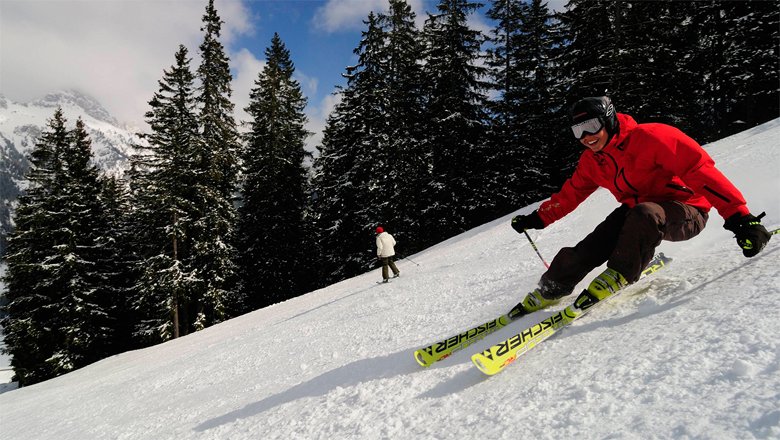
[723,211,770,258]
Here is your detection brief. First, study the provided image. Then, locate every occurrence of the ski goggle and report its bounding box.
[571,117,603,139]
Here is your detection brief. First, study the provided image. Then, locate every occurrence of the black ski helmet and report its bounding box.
[570,96,619,138]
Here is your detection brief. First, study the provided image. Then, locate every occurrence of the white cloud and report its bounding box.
[312,0,428,33]
[312,0,386,32]
[230,48,266,129]
[0,0,252,128]
[305,91,342,154]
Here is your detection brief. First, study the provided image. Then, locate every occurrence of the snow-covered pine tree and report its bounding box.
[55,118,122,371]
[192,0,242,329]
[376,0,429,257]
[2,111,119,385]
[485,0,559,210]
[721,2,779,132]
[2,109,71,385]
[237,33,313,310]
[688,1,780,140]
[129,44,200,341]
[312,13,392,284]
[555,1,778,144]
[556,0,620,99]
[419,0,491,244]
[98,174,140,352]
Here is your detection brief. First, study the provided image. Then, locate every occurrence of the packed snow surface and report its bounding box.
[1,119,779,439]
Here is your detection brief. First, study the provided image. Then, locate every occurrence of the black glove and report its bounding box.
[723,211,771,258]
[511,211,545,233]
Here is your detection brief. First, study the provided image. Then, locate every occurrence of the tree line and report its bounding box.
[2,0,777,385]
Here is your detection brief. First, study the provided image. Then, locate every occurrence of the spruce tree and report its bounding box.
[556,0,620,98]
[130,45,200,340]
[420,0,491,244]
[485,0,559,208]
[312,13,390,283]
[2,109,70,385]
[377,0,428,254]
[688,1,780,140]
[98,174,139,352]
[193,0,241,328]
[238,33,312,309]
[56,118,120,370]
[2,111,119,385]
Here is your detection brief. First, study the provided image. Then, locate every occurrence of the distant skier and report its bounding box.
[376,226,400,283]
[508,96,771,318]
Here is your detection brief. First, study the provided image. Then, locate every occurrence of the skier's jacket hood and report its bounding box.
[537,113,750,227]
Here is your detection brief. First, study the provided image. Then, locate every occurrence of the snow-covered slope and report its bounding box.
[1,119,779,439]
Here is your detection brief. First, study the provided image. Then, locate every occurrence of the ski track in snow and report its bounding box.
[1,118,779,439]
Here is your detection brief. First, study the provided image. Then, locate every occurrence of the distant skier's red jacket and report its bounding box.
[537,113,749,227]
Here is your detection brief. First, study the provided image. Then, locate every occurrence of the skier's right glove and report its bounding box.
[723,211,771,258]
[511,211,545,233]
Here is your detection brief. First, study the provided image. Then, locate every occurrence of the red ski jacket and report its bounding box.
[537,113,749,227]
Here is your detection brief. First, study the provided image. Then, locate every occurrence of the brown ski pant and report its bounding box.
[539,201,708,299]
[380,257,399,280]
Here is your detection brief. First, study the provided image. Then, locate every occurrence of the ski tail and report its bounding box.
[472,307,577,375]
[414,315,511,367]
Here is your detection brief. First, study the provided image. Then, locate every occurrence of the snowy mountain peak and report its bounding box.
[30,90,119,126]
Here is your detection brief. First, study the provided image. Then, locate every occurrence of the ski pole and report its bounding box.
[403,256,420,266]
[523,229,550,269]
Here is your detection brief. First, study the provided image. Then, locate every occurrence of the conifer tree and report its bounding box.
[376,0,429,254]
[192,0,241,328]
[556,0,620,98]
[56,118,121,369]
[98,174,139,351]
[238,33,312,309]
[129,45,200,340]
[726,2,779,132]
[2,111,119,385]
[556,1,778,144]
[688,1,780,140]
[2,109,70,385]
[420,0,491,244]
[485,0,559,209]
[312,13,390,283]
[554,1,695,178]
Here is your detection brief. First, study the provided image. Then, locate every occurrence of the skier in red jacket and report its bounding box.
[508,96,771,318]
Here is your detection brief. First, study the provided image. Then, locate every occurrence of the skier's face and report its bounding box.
[579,127,608,152]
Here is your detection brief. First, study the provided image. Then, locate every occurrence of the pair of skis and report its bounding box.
[413,253,673,376]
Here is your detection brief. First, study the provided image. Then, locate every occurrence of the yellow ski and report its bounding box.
[471,306,579,375]
[414,314,511,367]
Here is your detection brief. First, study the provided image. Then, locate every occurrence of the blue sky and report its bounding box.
[0,0,565,148]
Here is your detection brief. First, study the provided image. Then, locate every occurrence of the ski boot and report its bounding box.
[572,267,628,312]
[508,288,560,320]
